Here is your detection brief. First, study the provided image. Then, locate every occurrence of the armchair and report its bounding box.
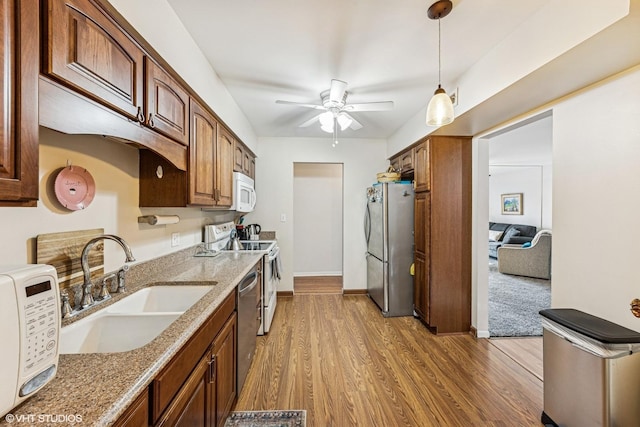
[497,230,552,280]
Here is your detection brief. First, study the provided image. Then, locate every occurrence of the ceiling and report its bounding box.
[166,0,549,139]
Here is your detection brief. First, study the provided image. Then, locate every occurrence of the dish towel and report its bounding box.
[273,253,282,281]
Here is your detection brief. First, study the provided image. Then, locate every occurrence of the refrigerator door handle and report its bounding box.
[364,204,371,244]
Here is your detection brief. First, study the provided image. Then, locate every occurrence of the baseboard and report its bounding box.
[476,329,490,339]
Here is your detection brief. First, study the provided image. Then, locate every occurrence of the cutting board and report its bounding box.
[36,229,105,297]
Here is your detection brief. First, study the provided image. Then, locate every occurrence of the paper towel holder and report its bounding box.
[137,215,180,226]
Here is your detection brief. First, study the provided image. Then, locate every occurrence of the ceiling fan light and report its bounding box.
[337,113,352,131]
[319,111,334,128]
[320,123,334,133]
[426,86,454,127]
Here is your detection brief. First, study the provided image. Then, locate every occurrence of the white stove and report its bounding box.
[202,222,280,335]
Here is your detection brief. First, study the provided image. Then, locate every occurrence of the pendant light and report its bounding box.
[426,0,454,127]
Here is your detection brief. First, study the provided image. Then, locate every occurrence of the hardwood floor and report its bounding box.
[294,276,343,294]
[236,294,543,426]
[489,338,543,381]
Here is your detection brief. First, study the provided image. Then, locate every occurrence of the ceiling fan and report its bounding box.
[276,79,394,133]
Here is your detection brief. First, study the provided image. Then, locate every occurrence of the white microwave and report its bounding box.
[231,172,256,212]
[0,264,60,418]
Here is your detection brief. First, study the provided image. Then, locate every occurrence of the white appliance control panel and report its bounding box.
[0,265,60,417]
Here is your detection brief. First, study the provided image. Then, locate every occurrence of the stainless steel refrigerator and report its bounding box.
[364,182,414,317]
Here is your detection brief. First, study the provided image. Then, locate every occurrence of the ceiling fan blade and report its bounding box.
[344,101,394,112]
[276,100,326,110]
[298,114,322,128]
[329,79,348,103]
[342,113,363,130]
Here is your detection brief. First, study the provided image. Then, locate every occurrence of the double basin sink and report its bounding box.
[60,285,214,354]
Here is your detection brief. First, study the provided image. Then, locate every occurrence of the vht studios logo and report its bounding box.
[4,413,83,424]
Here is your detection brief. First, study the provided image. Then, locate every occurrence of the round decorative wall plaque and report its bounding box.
[54,165,96,210]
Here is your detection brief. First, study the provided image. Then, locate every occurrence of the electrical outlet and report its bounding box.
[280,213,286,222]
[171,232,180,247]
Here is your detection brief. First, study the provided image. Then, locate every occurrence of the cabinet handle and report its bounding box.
[208,355,217,384]
[148,113,155,128]
[136,107,144,123]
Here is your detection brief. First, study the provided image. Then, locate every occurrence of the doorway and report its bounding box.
[292,163,344,294]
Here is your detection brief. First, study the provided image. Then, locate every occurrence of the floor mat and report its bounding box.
[225,410,306,427]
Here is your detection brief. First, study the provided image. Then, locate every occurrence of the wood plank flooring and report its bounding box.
[489,338,543,381]
[294,276,343,294]
[236,294,543,426]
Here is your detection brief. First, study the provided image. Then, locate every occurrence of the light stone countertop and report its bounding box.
[1,248,262,427]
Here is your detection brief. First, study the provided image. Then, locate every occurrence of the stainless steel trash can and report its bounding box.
[539,309,640,427]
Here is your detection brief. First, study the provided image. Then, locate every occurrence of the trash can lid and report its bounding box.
[539,309,640,344]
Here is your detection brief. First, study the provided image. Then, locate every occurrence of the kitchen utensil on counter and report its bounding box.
[247,224,261,240]
[227,229,244,251]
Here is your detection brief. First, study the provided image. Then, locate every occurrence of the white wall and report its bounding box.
[488,167,543,229]
[245,137,388,292]
[552,66,640,330]
[0,128,234,270]
[472,65,640,336]
[108,0,257,151]
[293,163,343,276]
[387,0,630,156]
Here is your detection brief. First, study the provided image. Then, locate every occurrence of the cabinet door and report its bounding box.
[249,157,256,180]
[0,0,38,204]
[413,253,429,321]
[242,151,252,176]
[145,59,189,146]
[414,191,430,322]
[400,149,414,172]
[414,140,430,192]
[113,389,149,427]
[216,126,234,207]
[414,191,430,254]
[189,99,216,206]
[233,142,244,173]
[44,0,145,121]
[211,313,237,427]
[156,356,209,427]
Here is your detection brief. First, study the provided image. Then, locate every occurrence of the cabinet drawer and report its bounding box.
[151,291,235,423]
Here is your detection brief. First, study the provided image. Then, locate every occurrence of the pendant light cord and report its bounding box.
[438,16,442,87]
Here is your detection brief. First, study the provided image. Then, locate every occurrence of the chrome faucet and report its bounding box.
[80,234,136,308]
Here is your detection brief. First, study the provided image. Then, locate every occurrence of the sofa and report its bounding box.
[488,222,537,258]
[498,230,552,279]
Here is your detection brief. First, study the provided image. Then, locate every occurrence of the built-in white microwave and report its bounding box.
[231,172,256,212]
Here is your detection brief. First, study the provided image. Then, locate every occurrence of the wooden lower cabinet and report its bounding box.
[113,389,149,427]
[155,356,209,427]
[210,314,237,427]
[142,291,237,427]
[413,253,428,321]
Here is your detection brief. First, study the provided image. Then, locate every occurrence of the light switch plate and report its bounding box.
[171,232,180,247]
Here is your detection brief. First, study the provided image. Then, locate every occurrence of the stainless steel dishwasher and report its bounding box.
[237,265,259,393]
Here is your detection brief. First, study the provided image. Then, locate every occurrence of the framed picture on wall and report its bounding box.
[501,193,523,215]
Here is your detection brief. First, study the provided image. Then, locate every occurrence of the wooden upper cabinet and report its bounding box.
[43,0,145,121]
[145,58,189,146]
[216,126,234,207]
[414,140,430,192]
[233,140,255,179]
[390,156,400,173]
[0,0,39,205]
[400,149,414,172]
[233,142,244,173]
[189,99,216,206]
